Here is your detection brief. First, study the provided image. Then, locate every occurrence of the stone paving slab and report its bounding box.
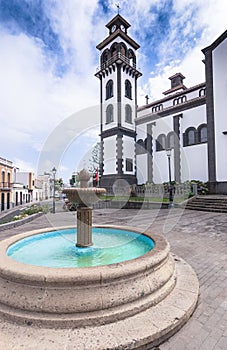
[0,202,226,349]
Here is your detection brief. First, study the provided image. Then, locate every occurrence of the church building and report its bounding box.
[95,14,227,194]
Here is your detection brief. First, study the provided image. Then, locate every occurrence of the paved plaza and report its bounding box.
[0,202,226,349]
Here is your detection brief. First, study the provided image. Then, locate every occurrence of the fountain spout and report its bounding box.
[63,169,106,247]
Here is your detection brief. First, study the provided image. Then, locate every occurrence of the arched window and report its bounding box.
[152,104,163,113]
[110,43,118,59]
[173,95,187,106]
[128,49,136,66]
[125,104,132,123]
[167,132,175,149]
[199,88,206,97]
[156,134,166,151]
[120,42,127,56]
[125,80,132,99]
[183,127,196,146]
[7,172,10,187]
[198,124,207,143]
[101,49,109,67]
[2,170,5,184]
[136,139,145,154]
[106,80,113,100]
[106,104,114,124]
[188,130,195,145]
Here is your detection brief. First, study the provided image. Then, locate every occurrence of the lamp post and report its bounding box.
[52,167,57,214]
[166,149,174,208]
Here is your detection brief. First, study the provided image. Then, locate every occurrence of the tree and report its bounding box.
[88,142,101,174]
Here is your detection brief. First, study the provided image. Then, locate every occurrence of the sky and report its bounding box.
[0,0,226,183]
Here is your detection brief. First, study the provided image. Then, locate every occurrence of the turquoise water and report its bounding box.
[7,228,155,268]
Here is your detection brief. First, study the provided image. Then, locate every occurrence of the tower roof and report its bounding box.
[106,14,131,31]
[96,14,140,51]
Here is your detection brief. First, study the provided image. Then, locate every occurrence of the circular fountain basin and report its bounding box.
[0,225,176,328]
[7,227,155,268]
[0,225,199,349]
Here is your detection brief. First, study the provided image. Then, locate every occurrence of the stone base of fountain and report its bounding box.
[0,225,199,349]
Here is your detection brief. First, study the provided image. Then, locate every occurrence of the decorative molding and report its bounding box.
[101,127,136,139]
[136,96,206,125]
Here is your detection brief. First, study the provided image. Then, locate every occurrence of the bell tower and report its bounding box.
[95,14,142,190]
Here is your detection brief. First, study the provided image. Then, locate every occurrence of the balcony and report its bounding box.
[97,52,137,71]
[0,182,12,190]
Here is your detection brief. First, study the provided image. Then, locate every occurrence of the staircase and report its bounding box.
[185,195,227,213]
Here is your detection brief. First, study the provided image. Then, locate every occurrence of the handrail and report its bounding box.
[0,182,12,189]
[97,52,137,71]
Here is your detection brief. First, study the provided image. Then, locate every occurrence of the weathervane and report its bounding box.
[116,3,120,14]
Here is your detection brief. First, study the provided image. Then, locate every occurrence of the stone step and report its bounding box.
[186,205,227,213]
[186,202,227,208]
[191,198,227,203]
[185,196,227,212]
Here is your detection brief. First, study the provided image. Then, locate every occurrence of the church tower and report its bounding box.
[95,14,142,190]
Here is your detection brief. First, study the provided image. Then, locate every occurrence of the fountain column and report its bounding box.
[63,168,106,248]
[76,169,93,247]
[76,206,92,247]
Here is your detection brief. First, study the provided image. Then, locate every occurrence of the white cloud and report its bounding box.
[138,0,227,103]
[13,158,35,173]
[0,7,100,173]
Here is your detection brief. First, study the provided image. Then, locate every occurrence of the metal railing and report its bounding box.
[97,52,137,71]
[0,182,12,189]
[101,183,192,198]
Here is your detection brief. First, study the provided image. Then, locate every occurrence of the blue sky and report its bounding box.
[0,0,226,182]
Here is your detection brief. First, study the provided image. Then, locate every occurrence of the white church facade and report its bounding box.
[95,14,227,194]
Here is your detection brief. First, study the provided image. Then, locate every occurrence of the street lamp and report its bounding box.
[166,149,174,208]
[52,167,57,214]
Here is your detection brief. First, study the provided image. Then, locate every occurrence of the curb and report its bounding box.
[0,212,44,232]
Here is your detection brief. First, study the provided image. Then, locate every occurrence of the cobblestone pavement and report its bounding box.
[1,202,227,350]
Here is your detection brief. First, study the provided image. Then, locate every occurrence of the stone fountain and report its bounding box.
[62,168,106,247]
[0,168,199,349]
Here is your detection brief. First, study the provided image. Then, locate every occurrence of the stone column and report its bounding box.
[173,114,182,183]
[147,122,156,183]
[76,206,93,247]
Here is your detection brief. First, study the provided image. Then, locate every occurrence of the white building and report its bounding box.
[96,14,227,194]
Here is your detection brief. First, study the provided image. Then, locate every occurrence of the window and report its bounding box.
[2,171,5,184]
[156,134,166,151]
[173,95,187,106]
[106,104,114,124]
[188,130,195,145]
[120,42,127,56]
[126,158,133,172]
[136,139,145,154]
[199,88,206,97]
[198,124,207,143]
[167,132,175,149]
[183,125,207,146]
[101,49,109,68]
[110,43,117,58]
[125,104,132,123]
[7,173,10,187]
[128,49,136,66]
[183,127,196,146]
[106,80,113,100]
[152,104,163,113]
[125,80,132,99]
